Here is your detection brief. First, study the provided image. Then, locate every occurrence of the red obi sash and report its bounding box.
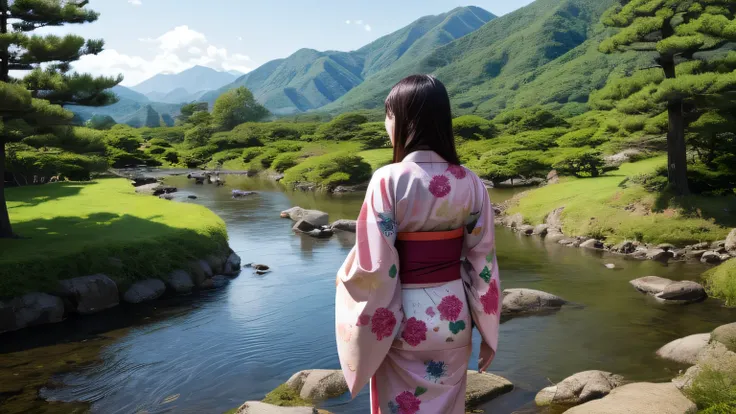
[395,228,464,285]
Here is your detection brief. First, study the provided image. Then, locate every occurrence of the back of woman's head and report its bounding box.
[385,74,460,165]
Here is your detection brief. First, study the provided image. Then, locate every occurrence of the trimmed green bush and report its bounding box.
[282,152,372,189]
[272,152,301,172]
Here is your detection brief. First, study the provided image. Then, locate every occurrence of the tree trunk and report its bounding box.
[661,55,690,195]
[0,4,8,82]
[0,139,15,238]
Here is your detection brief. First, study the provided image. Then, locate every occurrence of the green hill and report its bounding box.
[69,86,180,125]
[324,0,654,117]
[201,6,495,115]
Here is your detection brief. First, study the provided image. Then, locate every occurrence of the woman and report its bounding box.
[335,74,501,414]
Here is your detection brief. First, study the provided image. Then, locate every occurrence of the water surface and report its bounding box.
[1,175,734,414]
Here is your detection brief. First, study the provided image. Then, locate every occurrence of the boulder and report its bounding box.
[465,370,514,407]
[131,176,158,187]
[712,322,736,352]
[234,402,317,414]
[631,248,649,259]
[719,254,732,262]
[285,369,348,401]
[153,186,177,196]
[533,224,549,236]
[518,225,535,235]
[57,274,119,314]
[280,207,329,227]
[646,248,673,261]
[188,260,214,286]
[580,239,604,249]
[656,281,706,302]
[205,254,226,274]
[611,241,636,254]
[503,213,524,228]
[711,240,726,250]
[502,288,567,316]
[188,195,198,200]
[656,333,711,365]
[200,275,229,290]
[0,293,65,333]
[546,229,567,243]
[726,228,736,253]
[123,279,166,304]
[224,252,242,276]
[306,228,334,239]
[330,220,356,233]
[673,341,736,390]
[700,251,722,264]
[546,169,559,185]
[535,370,624,407]
[564,382,697,414]
[684,250,706,259]
[692,242,709,250]
[232,190,257,198]
[158,193,174,200]
[545,207,565,229]
[558,238,579,247]
[134,182,161,195]
[163,270,194,294]
[630,276,673,295]
[293,220,317,233]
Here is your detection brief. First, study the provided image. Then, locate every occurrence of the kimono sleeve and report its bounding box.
[335,169,403,398]
[462,175,501,371]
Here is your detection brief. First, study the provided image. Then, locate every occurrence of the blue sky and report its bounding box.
[56,0,535,86]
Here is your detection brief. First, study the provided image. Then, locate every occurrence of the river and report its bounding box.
[1,175,734,414]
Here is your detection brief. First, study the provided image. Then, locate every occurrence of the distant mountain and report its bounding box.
[131,65,238,95]
[144,88,209,104]
[69,85,180,126]
[324,0,653,117]
[201,6,495,115]
[227,70,245,77]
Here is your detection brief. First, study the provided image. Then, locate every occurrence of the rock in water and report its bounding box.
[254,264,270,271]
[535,370,624,407]
[465,371,514,407]
[57,274,119,314]
[123,279,166,304]
[656,333,711,365]
[630,276,673,295]
[188,260,214,286]
[700,251,722,264]
[224,252,242,276]
[235,401,318,414]
[163,270,194,294]
[284,369,348,401]
[331,219,357,233]
[232,190,256,198]
[605,263,616,269]
[0,293,65,333]
[532,224,549,236]
[280,207,329,227]
[580,239,604,249]
[656,281,706,302]
[503,213,524,228]
[564,382,697,414]
[611,241,635,254]
[502,289,567,316]
[646,248,673,261]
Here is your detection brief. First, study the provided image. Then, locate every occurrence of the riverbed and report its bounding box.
[1,175,734,414]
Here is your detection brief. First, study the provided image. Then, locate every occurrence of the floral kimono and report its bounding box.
[335,150,501,414]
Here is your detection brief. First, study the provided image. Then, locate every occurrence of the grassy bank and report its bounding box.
[506,156,736,246]
[0,178,228,299]
[704,261,736,307]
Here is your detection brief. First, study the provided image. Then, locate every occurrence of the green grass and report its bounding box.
[262,384,312,407]
[507,156,735,245]
[704,260,736,307]
[685,366,736,413]
[0,179,228,299]
[357,148,392,170]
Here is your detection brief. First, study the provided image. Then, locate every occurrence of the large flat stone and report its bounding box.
[656,333,711,365]
[535,370,624,407]
[235,401,317,414]
[502,288,567,316]
[630,276,673,295]
[57,274,119,314]
[465,371,514,407]
[656,281,706,302]
[564,382,697,414]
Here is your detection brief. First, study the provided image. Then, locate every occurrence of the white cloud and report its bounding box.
[345,20,351,24]
[237,36,243,41]
[71,25,253,86]
[128,0,142,5]
[364,24,372,32]
[355,20,363,25]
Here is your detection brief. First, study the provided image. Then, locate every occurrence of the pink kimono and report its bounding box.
[335,150,501,414]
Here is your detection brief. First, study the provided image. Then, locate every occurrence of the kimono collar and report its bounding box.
[403,150,448,164]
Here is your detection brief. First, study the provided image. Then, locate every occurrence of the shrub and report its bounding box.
[85,114,116,130]
[210,131,263,151]
[644,111,669,134]
[493,107,568,133]
[272,152,301,172]
[354,122,390,149]
[453,115,497,140]
[184,125,214,148]
[553,149,613,177]
[316,112,368,140]
[139,126,187,144]
[148,138,172,148]
[270,141,303,153]
[242,147,263,163]
[163,149,179,164]
[180,145,218,168]
[148,146,166,155]
[6,147,108,181]
[104,126,143,153]
[685,366,736,412]
[556,127,605,147]
[259,148,280,168]
[282,152,372,189]
[515,128,567,150]
[211,150,243,166]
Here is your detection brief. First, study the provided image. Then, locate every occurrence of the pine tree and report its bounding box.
[600,0,736,195]
[0,0,121,238]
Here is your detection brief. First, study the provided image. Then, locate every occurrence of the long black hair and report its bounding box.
[385,74,461,165]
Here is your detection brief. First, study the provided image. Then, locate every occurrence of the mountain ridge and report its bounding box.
[132,65,238,95]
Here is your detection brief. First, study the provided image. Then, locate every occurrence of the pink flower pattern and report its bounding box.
[428,175,451,198]
[401,317,428,347]
[446,165,467,179]
[437,295,463,322]
[395,391,422,414]
[357,314,370,326]
[481,279,500,315]
[371,308,397,340]
[425,307,436,317]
